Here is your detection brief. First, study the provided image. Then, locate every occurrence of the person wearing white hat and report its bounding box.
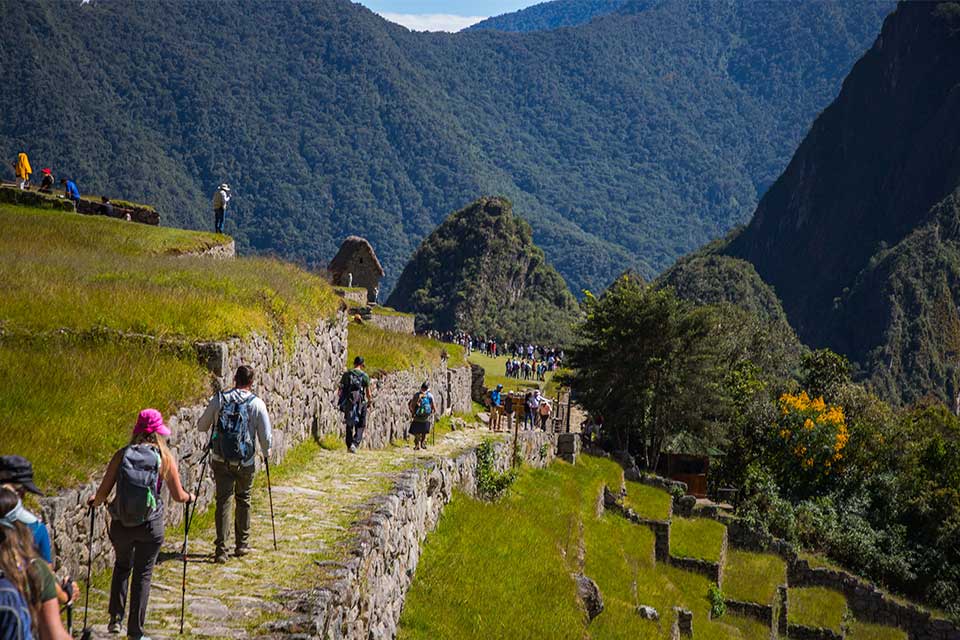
[212,183,231,233]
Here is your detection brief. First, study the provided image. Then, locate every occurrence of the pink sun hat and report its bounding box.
[134,408,171,436]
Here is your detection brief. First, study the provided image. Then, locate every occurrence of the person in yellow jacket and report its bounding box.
[13,152,32,190]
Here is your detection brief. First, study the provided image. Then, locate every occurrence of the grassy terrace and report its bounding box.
[401,456,768,640]
[723,549,786,604]
[670,517,726,563]
[347,322,465,376]
[622,480,672,521]
[467,351,556,395]
[847,620,909,640]
[0,203,340,491]
[788,586,847,633]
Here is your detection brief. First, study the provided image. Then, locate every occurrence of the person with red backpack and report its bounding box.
[408,381,436,450]
[88,409,194,639]
[197,365,272,564]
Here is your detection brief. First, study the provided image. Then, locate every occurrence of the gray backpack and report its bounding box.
[110,445,162,527]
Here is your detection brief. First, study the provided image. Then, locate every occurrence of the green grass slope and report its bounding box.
[0,203,340,491]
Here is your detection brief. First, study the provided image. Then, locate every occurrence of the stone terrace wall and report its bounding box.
[281,431,557,639]
[360,364,472,448]
[41,314,349,579]
[366,313,415,335]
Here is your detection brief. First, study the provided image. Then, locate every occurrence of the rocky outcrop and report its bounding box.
[177,239,235,259]
[574,573,604,621]
[279,431,557,639]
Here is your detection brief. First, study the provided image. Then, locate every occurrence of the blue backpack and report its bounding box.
[0,570,33,640]
[111,444,162,527]
[413,393,433,421]
[215,392,256,462]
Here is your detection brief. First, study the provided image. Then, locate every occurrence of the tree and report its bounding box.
[800,349,851,402]
[565,275,726,469]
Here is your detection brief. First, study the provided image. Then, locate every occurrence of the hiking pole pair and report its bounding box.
[79,504,95,640]
[180,438,212,635]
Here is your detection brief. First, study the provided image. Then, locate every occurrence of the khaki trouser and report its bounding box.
[212,459,256,555]
[490,405,502,430]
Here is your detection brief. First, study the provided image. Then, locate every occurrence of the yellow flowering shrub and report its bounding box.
[772,392,848,485]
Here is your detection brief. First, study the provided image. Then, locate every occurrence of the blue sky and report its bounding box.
[356,1,539,31]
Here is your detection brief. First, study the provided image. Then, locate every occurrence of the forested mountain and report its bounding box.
[387,197,580,343]
[0,0,892,295]
[669,2,960,404]
[467,0,630,32]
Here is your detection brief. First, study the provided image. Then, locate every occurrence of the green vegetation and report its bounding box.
[708,585,726,618]
[723,550,786,604]
[468,351,554,394]
[670,517,726,563]
[0,203,339,341]
[622,481,671,521]
[846,620,909,640]
[370,305,411,317]
[402,455,768,640]
[346,323,464,377]
[0,202,339,491]
[475,439,517,499]
[387,197,581,344]
[0,1,890,295]
[787,587,847,633]
[468,0,627,32]
[0,338,208,491]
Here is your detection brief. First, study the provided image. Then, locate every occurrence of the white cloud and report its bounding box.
[377,12,487,32]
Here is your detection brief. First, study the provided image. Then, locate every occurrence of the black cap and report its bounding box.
[354,356,365,366]
[0,456,44,496]
[421,381,430,390]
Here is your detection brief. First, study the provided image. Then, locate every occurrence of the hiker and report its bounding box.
[212,183,230,234]
[88,409,195,638]
[408,381,436,450]
[13,152,31,190]
[524,391,539,430]
[0,456,78,609]
[101,196,114,218]
[538,397,552,431]
[489,384,504,431]
[339,356,372,453]
[0,486,73,640]
[197,365,272,564]
[38,168,54,193]
[61,178,80,209]
[503,393,515,431]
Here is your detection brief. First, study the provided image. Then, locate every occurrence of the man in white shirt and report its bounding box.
[198,365,272,563]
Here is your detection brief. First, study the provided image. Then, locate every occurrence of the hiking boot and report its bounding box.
[348,444,357,454]
[108,617,122,634]
[235,546,252,558]
[214,551,228,564]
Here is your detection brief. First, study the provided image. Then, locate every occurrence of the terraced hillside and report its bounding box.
[400,455,949,640]
[0,201,341,491]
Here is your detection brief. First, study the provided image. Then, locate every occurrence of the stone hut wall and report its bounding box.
[281,431,557,639]
[366,313,415,335]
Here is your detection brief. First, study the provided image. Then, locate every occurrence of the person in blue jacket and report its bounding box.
[60,178,81,209]
[0,455,78,608]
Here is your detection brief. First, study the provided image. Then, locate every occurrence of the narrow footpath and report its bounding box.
[83,428,496,639]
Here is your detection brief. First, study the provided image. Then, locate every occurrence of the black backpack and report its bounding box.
[340,370,365,413]
[214,392,256,462]
[0,570,32,640]
[110,444,162,528]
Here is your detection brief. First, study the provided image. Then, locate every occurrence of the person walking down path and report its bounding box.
[12,152,31,189]
[0,486,73,640]
[212,183,231,234]
[408,381,436,450]
[197,365,272,565]
[0,456,78,609]
[61,178,80,209]
[339,356,372,453]
[538,396,552,431]
[489,384,504,432]
[88,409,195,639]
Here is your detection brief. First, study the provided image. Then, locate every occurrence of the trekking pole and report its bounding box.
[79,505,95,640]
[263,454,278,551]
[180,439,212,634]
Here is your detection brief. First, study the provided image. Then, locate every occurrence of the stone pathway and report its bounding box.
[83,428,496,639]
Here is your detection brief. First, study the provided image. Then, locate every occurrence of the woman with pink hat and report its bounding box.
[88,409,194,639]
